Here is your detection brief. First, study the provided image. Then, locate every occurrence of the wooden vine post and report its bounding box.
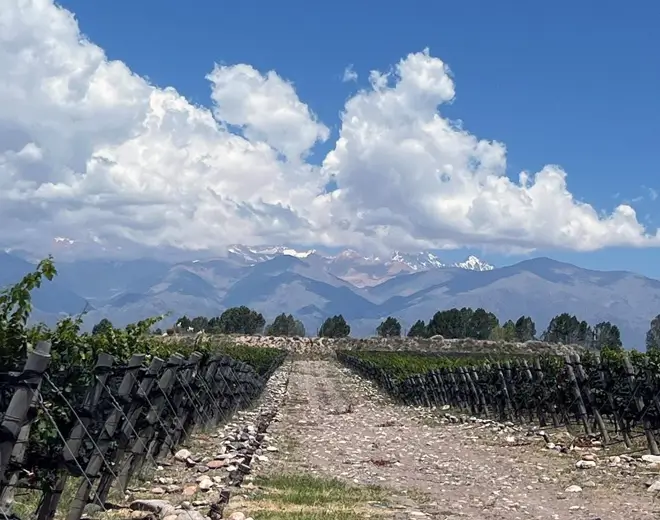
[622,353,659,455]
[36,353,115,520]
[65,354,144,520]
[570,354,609,443]
[519,359,536,423]
[115,354,182,493]
[95,356,164,505]
[563,354,592,435]
[0,341,52,516]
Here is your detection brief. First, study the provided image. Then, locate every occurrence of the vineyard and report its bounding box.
[337,348,660,455]
[0,259,286,520]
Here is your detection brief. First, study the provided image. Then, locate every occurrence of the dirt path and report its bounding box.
[265,360,660,520]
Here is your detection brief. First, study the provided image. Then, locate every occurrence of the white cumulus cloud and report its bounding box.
[207,63,329,160]
[1,1,659,258]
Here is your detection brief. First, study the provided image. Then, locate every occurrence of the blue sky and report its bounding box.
[51,1,660,276]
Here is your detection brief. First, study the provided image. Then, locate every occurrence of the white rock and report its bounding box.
[174,449,192,461]
[198,478,214,491]
[565,485,582,493]
[642,454,660,464]
[648,480,660,492]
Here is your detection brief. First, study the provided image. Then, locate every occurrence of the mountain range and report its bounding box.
[1,244,659,349]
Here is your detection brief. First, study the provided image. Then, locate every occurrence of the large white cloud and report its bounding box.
[1,0,658,257]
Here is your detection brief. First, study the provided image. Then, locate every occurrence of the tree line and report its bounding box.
[400,309,625,350]
[170,310,351,338]
[89,306,660,350]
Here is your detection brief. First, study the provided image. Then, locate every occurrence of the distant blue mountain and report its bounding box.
[2,250,660,348]
[0,252,90,316]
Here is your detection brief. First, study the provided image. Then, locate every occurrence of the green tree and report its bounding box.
[646,314,660,352]
[542,313,592,346]
[215,306,266,334]
[92,318,113,336]
[206,316,222,333]
[593,321,622,350]
[376,316,402,337]
[190,316,209,332]
[428,308,472,338]
[502,319,517,341]
[466,308,499,340]
[407,320,428,338]
[491,319,517,341]
[542,313,575,343]
[177,315,192,329]
[576,319,593,347]
[319,315,350,338]
[266,313,306,337]
[293,319,306,337]
[514,316,536,342]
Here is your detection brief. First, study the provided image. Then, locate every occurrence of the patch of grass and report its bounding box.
[253,473,384,506]
[11,475,90,519]
[11,488,43,518]
[227,473,393,520]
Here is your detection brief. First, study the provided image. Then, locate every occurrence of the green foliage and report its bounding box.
[467,308,499,340]
[91,318,113,336]
[319,315,350,338]
[265,313,306,337]
[646,314,660,352]
[376,316,401,337]
[514,315,536,341]
[406,320,428,338]
[215,306,266,334]
[174,308,266,334]
[541,313,594,347]
[427,308,467,338]
[190,315,209,331]
[342,350,536,381]
[426,307,498,340]
[593,321,622,350]
[490,320,517,341]
[177,315,192,329]
[0,259,286,485]
[219,343,287,376]
[0,256,56,366]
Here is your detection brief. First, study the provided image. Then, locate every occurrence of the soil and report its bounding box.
[264,359,660,520]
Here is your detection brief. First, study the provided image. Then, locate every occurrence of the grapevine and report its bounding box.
[0,260,286,520]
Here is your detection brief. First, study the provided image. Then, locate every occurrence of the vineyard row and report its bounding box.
[337,349,660,455]
[0,341,286,520]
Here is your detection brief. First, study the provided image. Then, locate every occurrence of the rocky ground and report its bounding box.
[100,359,660,520]
[257,360,660,519]
[165,333,587,357]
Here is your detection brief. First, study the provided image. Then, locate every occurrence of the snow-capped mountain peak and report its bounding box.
[227,244,316,264]
[453,255,494,271]
[226,244,494,273]
[390,251,446,270]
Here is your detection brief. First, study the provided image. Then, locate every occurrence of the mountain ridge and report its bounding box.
[1,248,659,349]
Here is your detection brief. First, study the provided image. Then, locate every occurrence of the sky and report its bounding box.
[3,0,660,275]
